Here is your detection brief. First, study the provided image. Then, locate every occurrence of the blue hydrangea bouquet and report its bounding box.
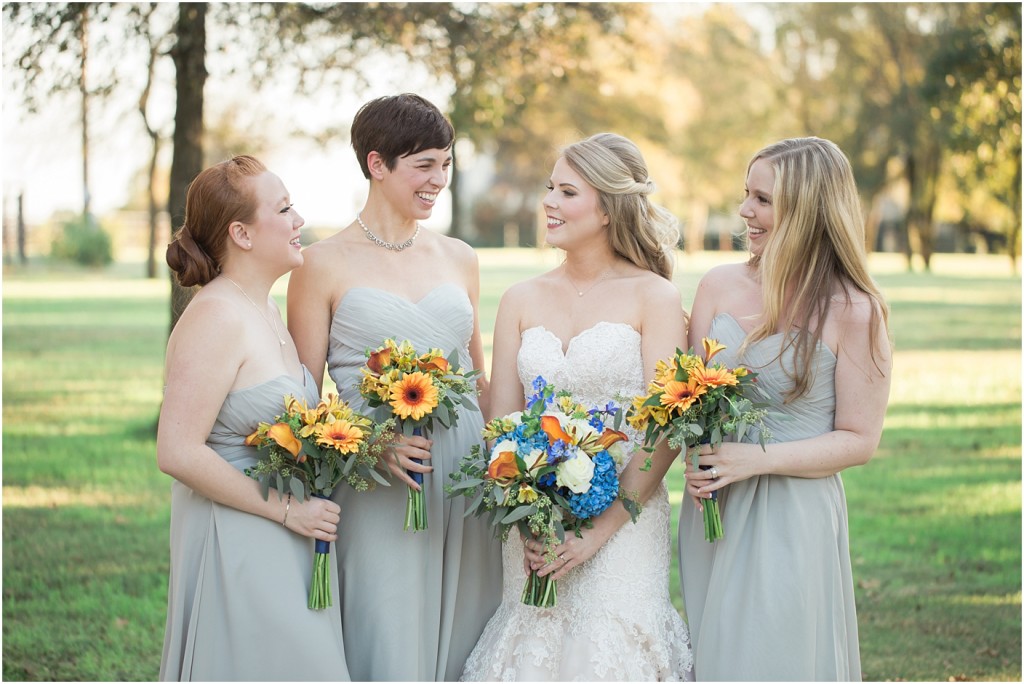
[447,376,639,607]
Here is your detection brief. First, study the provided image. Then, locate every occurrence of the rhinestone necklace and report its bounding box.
[221,275,287,346]
[564,266,614,297]
[357,213,420,252]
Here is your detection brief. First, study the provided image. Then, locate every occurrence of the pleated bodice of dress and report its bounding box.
[326,283,502,682]
[679,312,861,682]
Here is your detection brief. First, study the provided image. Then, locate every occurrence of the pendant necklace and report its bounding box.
[564,266,614,297]
[357,213,420,252]
[222,275,287,346]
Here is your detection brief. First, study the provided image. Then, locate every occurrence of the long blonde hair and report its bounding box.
[562,133,679,280]
[747,137,890,401]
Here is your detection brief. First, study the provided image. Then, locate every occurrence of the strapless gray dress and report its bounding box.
[679,313,861,681]
[326,284,502,681]
[160,367,350,681]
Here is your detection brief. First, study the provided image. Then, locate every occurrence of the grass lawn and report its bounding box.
[3,250,1021,681]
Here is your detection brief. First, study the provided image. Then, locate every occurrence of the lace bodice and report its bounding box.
[517,322,646,409]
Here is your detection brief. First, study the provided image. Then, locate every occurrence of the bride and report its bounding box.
[460,133,693,681]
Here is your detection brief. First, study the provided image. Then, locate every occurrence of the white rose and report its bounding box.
[489,438,518,463]
[556,451,595,493]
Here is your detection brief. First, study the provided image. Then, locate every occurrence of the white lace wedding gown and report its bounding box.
[461,322,694,682]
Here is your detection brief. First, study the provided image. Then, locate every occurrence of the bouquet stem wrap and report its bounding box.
[308,494,333,610]
[405,426,428,531]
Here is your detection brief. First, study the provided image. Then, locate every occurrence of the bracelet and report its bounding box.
[281,492,292,527]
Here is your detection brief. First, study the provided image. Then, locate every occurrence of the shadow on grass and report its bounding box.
[3,505,169,681]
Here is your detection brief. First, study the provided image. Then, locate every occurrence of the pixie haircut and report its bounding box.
[350,93,455,179]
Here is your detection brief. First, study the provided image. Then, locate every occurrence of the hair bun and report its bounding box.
[166,222,219,287]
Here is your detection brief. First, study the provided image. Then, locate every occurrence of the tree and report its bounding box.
[924,3,1022,267]
[167,2,207,331]
[129,3,175,279]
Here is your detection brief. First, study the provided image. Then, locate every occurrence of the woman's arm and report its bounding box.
[534,278,688,580]
[487,286,528,421]
[287,245,334,395]
[688,296,893,498]
[157,298,340,540]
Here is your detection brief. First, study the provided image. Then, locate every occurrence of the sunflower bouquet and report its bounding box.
[358,338,481,531]
[245,393,395,609]
[448,376,638,607]
[626,338,771,542]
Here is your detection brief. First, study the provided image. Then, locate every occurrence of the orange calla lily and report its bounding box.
[702,337,727,363]
[244,429,262,447]
[540,415,573,445]
[596,428,628,449]
[367,347,392,375]
[487,450,521,484]
[418,355,450,373]
[267,422,304,460]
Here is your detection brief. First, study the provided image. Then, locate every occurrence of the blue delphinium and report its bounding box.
[567,450,619,520]
[526,376,552,410]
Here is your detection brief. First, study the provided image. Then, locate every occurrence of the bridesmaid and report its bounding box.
[679,137,892,680]
[158,156,349,680]
[287,93,502,681]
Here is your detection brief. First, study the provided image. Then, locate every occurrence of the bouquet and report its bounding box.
[358,338,481,531]
[448,376,638,607]
[626,337,771,542]
[245,393,395,609]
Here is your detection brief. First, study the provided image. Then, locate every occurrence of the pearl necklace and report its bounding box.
[221,275,287,346]
[564,266,614,297]
[357,213,420,252]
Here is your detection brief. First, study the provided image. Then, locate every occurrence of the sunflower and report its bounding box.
[316,419,365,455]
[388,371,439,420]
[691,362,739,388]
[660,378,707,413]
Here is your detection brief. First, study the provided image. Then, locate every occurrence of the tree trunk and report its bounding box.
[17,192,26,264]
[140,5,163,280]
[146,140,161,279]
[686,200,708,254]
[448,143,463,240]
[905,144,941,272]
[167,3,207,333]
[79,5,91,225]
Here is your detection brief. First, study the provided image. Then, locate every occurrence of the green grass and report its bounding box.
[3,251,1021,681]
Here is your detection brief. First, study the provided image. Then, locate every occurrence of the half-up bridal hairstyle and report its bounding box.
[166,155,267,287]
[561,133,680,280]
[746,137,890,401]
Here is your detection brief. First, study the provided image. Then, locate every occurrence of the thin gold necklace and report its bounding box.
[564,266,614,297]
[221,275,287,346]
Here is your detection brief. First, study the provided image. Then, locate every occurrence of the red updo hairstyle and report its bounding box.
[165,155,267,287]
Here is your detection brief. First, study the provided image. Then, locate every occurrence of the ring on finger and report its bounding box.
[709,467,719,479]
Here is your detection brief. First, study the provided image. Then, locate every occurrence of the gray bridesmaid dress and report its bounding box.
[326,284,502,682]
[160,368,350,681]
[679,312,862,681]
